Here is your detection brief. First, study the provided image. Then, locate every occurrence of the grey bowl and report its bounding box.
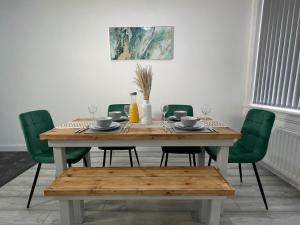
[109,111,122,120]
[96,117,113,128]
[181,116,198,127]
[174,111,187,119]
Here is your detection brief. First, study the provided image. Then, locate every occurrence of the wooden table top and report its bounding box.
[44,167,235,197]
[40,118,240,141]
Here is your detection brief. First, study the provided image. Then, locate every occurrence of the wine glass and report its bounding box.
[160,105,169,124]
[201,104,211,120]
[88,105,97,119]
[124,105,130,118]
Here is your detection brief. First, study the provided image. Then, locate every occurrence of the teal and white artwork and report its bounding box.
[109,26,173,60]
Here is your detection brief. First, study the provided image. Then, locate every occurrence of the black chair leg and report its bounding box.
[102,150,107,167]
[252,163,268,210]
[83,156,88,167]
[160,152,165,167]
[27,163,41,208]
[208,156,212,166]
[189,154,192,166]
[109,150,112,166]
[133,147,140,166]
[129,150,133,167]
[238,163,243,183]
[192,154,196,166]
[164,153,169,167]
[68,162,72,167]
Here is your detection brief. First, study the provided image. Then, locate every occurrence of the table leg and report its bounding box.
[207,199,222,225]
[196,150,205,166]
[53,147,84,224]
[53,147,67,177]
[60,200,74,225]
[216,146,229,177]
[198,200,209,223]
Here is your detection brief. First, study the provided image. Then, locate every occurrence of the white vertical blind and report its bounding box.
[253,0,300,110]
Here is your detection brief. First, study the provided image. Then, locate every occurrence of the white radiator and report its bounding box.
[261,113,300,190]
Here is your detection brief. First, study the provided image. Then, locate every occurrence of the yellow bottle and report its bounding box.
[129,92,139,123]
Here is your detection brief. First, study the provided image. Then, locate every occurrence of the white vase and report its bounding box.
[141,100,152,124]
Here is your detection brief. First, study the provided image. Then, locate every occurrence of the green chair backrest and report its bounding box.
[237,109,275,161]
[19,110,54,161]
[107,104,129,116]
[164,104,193,118]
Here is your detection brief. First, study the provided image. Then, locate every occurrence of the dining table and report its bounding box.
[40,118,240,224]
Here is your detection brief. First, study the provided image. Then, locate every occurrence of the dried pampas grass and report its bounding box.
[134,64,153,100]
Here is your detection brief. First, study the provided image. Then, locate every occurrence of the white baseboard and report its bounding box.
[0,144,27,151]
[259,160,300,191]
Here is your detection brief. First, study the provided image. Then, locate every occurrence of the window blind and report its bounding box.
[253,0,300,110]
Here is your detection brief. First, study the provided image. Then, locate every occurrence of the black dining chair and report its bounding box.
[160,104,202,167]
[98,104,140,167]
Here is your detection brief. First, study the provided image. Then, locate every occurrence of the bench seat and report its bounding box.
[45,167,234,225]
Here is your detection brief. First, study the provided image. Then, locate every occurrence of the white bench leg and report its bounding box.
[207,199,222,225]
[73,200,84,223]
[60,200,74,225]
[198,200,209,223]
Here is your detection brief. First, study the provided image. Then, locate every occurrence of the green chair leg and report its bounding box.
[253,163,268,210]
[27,163,41,208]
[102,150,107,167]
[160,152,165,167]
[239,163,243,183]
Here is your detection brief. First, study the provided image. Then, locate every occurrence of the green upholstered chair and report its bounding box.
[161,104,202,167]
[19,110,90,208]
[98,104,140,167]
[205,109,275,210]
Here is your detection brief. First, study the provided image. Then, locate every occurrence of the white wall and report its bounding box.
[0,0,252,150]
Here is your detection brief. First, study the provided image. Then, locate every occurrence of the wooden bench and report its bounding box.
[45,167,234,225]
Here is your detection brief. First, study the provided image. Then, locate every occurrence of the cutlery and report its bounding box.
[75,126,89,133]
[207,127,218,133]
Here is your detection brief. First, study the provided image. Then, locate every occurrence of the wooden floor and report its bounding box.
[1,148,300,225]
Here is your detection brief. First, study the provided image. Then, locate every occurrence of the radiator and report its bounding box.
[261,114,300,190]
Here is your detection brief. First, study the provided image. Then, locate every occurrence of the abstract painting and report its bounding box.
[109,26,173,60]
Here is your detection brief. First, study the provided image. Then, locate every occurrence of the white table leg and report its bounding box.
[216,146,229,177]
[197,150,205,166]
[198,200,209,223]
[53,147,67,177]
[84,151,91,167]
[73,200,84,223]
[53,147,84,224]
[60,200,74,225]
[207,199,222,225]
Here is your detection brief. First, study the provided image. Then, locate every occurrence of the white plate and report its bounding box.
[168,116,181,121]
[89,122,120,131]
[112,116,128,122]
[174,122,205,131]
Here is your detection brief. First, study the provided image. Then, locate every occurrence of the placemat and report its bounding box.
[56,121,93,128]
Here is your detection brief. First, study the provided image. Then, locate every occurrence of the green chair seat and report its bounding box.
[32,147,90,164]
[205,144,262,163]
[162,146,202,154]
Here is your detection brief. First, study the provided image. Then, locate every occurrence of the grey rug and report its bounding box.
[0,151,36,187]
